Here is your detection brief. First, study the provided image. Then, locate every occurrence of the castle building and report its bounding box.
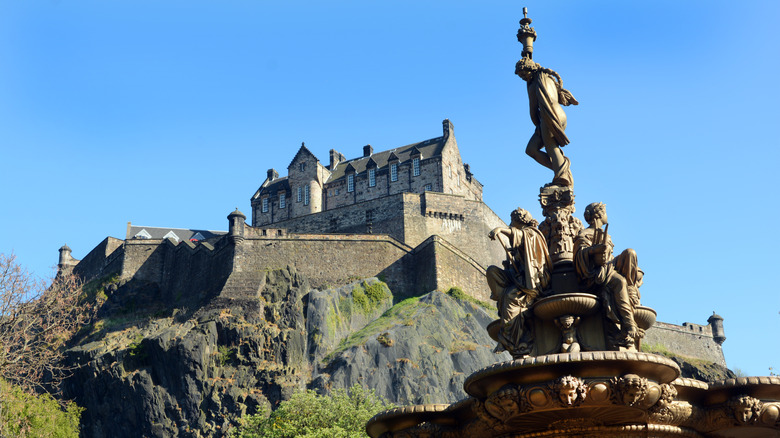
[251,119,482,235]
[55,118,726,368]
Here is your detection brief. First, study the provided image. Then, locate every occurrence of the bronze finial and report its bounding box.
[517,7,537,59]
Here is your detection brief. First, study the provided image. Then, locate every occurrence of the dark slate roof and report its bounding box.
[326,137,445,183]
[127,225,226,242]
[253,175,291,200]
[261,176,291,195]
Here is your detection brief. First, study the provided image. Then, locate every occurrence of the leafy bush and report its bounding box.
[0,379,82,437]
[352,281,390,315]
[231,385,393,438]
[218,345,237,366]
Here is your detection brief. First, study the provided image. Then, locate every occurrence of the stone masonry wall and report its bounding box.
[72,237,125,282]
[258,192,506,271]
[413,236,491,303]
[643,320,726,367]
[404,192,507,269]
[235,229,415,295]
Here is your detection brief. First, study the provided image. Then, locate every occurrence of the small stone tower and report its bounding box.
[57,244,77,275]
[227,209,246,244]
[708,312,726,345]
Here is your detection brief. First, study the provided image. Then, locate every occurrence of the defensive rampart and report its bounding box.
[643,320,727,367]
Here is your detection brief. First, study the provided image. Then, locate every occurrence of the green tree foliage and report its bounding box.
[0,379,82,438]
[232,385,393,438]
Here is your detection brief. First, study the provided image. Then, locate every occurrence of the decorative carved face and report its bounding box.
[735,406,754,423]
[622,386,644,406]
[559,316,575,329]
[559,387,578,406]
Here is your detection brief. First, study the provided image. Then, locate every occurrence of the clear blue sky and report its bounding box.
[1,1,778,377]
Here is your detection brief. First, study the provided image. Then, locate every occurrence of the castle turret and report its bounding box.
[57,244,77,275]
[227,209,246,244]
[708,312,726,345]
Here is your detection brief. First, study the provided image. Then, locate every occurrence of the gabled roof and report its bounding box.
[127,225,225,241]
[288,143,319,169]
[326,136,445,183]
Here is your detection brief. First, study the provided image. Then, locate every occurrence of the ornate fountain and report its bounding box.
[366,8,780,437]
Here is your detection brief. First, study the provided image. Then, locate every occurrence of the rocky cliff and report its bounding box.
[63,267,507,437]
[62,268,733,437]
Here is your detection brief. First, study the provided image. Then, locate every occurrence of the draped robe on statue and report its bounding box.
[487,226,552,357]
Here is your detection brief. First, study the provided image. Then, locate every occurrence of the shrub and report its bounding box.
[231,385,393,438]
[0,379,82,437]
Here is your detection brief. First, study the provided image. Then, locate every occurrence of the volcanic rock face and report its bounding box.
[64,266,313,437]
[62,267,730,437]
[63,268,505,437]
[311,291,511,405]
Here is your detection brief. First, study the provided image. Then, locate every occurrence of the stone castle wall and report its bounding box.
[64,212,729,369]
[643,320,726,367]
[73,237,125,281]
[260,191,506,271]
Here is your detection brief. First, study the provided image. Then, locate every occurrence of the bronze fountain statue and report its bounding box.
[366,8,780,437]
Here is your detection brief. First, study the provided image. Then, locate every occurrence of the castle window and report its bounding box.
[448,164,452,177]
[424,184,432,192]
[335,188,340,196]
[279,193,286,209]
[262,197,269,213]
[297,187,303,202]
[413,157,420,176]
[457,174,461,187]
[299,162,306,172]
[348,174,355,192]
[390,163,398,182]
[304,185,310,205]
[368,168,376,187]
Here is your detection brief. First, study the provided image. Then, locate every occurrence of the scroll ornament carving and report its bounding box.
[647,384,692,425]
[484,385,527,421]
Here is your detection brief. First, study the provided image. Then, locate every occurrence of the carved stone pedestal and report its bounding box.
[538,185,582,264]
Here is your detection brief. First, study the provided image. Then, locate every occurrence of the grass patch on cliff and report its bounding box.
[327,280,392,338]
[445,286,494,311]
[641,342,713,368]
[324,297,429,362]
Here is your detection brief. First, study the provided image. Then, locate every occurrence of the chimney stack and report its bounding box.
[442,119,454,138]
[329,149,345,170]
[363,144,373,157]
[267,168,278,181]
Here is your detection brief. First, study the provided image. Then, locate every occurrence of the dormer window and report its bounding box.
[368,168,376,187]
[279,193,286,209]
[348,174,355,192]
[413,157,421,177]
[262,197,269,213]
[390,163,398,182]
